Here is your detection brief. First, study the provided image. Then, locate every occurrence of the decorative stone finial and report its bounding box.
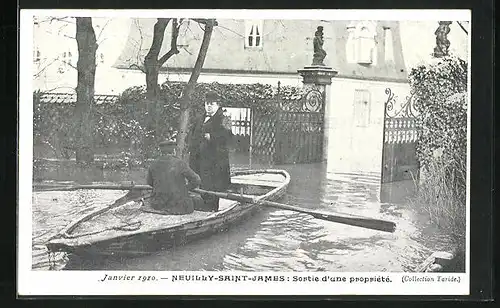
[433,21,452,58]
[312,26,327,66]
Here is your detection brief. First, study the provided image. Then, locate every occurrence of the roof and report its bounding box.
[113,19,408,82]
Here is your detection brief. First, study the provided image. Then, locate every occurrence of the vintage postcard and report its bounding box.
[18,9,471,296]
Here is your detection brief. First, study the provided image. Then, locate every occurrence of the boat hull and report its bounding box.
[46,169,289,258]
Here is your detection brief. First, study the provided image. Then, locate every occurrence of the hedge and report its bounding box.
[33,81,305,161]
[408,55,468,249]
[409,56,468,171]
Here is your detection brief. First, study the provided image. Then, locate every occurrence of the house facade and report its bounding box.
[113,19,410,173]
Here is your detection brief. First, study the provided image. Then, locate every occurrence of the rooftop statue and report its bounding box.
[312,26,327,66]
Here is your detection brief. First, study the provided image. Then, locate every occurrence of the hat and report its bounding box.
[159,140,176,148]
[205,91,220,102]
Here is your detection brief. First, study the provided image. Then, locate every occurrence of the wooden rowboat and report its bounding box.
[45,169,290,257]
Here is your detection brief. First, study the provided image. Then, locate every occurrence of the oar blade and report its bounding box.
[194,188,397,233]
[310,212,396,233]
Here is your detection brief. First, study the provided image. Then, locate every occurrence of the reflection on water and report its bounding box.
[218,164,452,272]
[31,162,454,272]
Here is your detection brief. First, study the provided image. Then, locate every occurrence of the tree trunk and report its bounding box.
[74,17,97,163]
[177,19,216,161]
[144,18,170,99]
[144,18,181,144]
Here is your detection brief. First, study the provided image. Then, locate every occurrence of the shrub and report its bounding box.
[408,56,468,250]
[33,81,304,161]
[409,56,468,171]
[411,157,466,249]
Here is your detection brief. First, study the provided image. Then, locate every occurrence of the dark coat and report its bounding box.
[146,154,201,214]
[189,108,233,192]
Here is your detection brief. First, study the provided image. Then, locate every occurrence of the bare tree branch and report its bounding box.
[216,25,244,38]
[190,18,219,27]
[196,21,206,32]
[144,18,171,65]
[35,17,74,25]
[135,19,145,65]
[158,18,181,66]
[129,63,146,73]
[181,46,193,55]
[50,17,73,24]
[61,33,76,40]
[186,20,201,40]
[43,86,77,93]
[176,18,216,159]
[33,58,59,78]
[456,21,469,35]
[59,59,77,70]
[96,19,112,44]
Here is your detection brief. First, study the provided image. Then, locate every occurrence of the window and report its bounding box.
[245,20,263,48]
[353,89,371,127]
[345,21,377,65]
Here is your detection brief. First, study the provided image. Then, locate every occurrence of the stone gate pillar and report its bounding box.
[297,66,338,161]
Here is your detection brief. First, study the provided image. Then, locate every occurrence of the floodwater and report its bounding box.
[31,160,454,272]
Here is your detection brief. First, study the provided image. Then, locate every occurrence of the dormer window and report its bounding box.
[245,20,263,48]
[346,21,377,65]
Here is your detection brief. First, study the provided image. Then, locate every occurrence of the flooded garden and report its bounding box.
[32,153,457,272]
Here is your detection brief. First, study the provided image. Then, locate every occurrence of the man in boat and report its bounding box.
[146,140,208,214]
[188,91,233,212]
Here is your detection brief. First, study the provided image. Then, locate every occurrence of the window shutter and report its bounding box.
[248,25,254,46]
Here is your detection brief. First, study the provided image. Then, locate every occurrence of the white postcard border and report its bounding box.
[18,9,472,296]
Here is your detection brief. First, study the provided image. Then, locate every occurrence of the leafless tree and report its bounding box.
[139,18,217,151]
[144,18,182,99]
[176,19,217,160]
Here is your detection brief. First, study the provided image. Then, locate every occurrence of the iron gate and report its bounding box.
[250,85,325,165]
[381,88,420,184]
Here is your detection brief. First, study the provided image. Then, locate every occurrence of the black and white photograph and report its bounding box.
[18,9,471,296]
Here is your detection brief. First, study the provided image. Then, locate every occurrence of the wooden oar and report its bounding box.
[33,183,396,233]
[193,188,397,233]
[33,183,152,192]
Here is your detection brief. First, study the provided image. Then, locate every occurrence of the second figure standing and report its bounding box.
[189,91,234,212]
